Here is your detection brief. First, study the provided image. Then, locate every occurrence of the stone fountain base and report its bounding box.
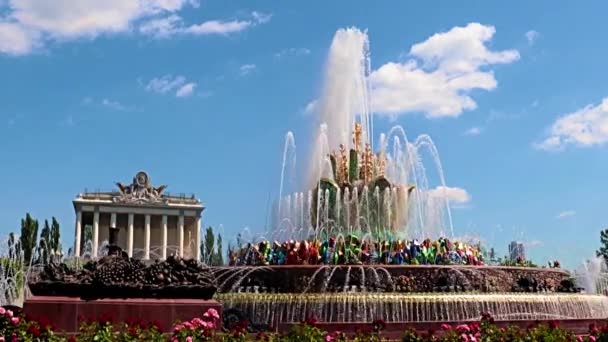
[217,292,608,327]
[23,296,223,334]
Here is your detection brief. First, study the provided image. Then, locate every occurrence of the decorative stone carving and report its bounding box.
[113,171,169,205]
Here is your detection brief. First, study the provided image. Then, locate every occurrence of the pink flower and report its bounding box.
[0,336,4,342]
[183,321,194,330]
[204,308,220,320]
[5,310,13,318]
[460,333,470,342]
[577,337,584,342]
[191,318,204,328]
[186,337,193,342]
[0,307,5,315]
[325,334,335,342]
[456,324,471,333]
[173,323,184,332]
[10,317,19,325]
[440,323,452,330]
[589,336,596,342]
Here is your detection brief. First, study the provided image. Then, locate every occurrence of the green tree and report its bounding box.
[214,234,224,266]
[38,219,51,264]
[202,226,215,264]
[50,217,61,257]
[7,232,20,260]
[597,228,608,263]
[83,224,93,251]
[20,213,39,265]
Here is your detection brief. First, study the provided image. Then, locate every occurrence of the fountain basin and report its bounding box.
[213,265,572,293]
[217,292,608,326]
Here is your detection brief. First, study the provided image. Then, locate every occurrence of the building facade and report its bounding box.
[508,241,525,261]
[73,171,204,260]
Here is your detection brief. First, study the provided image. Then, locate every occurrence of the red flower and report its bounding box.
[98,313,114,325]
[549,320,559,329]
[128,326,138,337]
[27,325,40,337]
[68,336,76,342]
[303,316,318,327]
[37,316,51,328]
[150,320,163,331]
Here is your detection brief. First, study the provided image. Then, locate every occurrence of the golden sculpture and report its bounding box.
[358,143,374,184]
[338,144,349,184]
[377,152,386,177]
[353,122,362,152]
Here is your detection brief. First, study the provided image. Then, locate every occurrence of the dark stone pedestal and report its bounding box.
[23,296,222,334]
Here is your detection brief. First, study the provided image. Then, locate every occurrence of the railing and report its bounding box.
[80,189,197,200]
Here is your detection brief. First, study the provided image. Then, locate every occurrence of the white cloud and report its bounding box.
[188,11,270,36]
[145,75,186,94]
[428,186,471,204]
[138,14,182,38]
[0,21,39,55]
[536,97,608,150]
[303,99,318,115]
[0,1,269,55]
[556,210,576,219]
[370,23,519,118]
[185,19,251,35]
[251,11,272,24]
[101,98,130,111]
[525,30,540,46]
[275,47,311,59]
[175,82,196,97]
[239,64,256,76]
[82,97,135,111]
[464,126,482,136]
[145,75,198,98]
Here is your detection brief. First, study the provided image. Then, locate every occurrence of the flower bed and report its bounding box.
[0,307,606,341]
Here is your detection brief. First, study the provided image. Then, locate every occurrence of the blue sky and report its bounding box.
[1,1,607,269]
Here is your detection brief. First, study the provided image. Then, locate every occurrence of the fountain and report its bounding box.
[214,27,608,333]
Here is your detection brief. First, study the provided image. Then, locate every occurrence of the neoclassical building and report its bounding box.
[73,171,204,260]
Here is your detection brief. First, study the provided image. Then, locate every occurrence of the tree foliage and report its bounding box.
[39,219,51,264]
[200,226,225,266]
[596,228,608,263]
[20,213,39,265]
[214,234,224,266]
[50,217,61,256]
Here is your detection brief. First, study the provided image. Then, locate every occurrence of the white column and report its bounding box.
[74,210,82,258]
[161,215,168,260]
[110,213,117,228]
[127,213,134,257]
[92,211,99,258]
[195,215,201,262]
[178,214,184,258]
[144,214,151,260]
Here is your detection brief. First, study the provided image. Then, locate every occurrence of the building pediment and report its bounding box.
[113,171,169,205]
[74,171,203,210]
